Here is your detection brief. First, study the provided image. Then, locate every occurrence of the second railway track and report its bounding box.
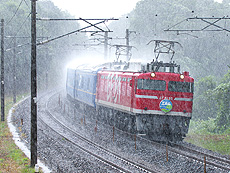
[11,90,230,172]
[41,91,164,173]
[169,142,230,172]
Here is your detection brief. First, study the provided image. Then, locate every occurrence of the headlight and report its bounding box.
[180,74,185,79]
[150,72,156,78]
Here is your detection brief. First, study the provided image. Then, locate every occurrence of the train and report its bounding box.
[66,60,194,142]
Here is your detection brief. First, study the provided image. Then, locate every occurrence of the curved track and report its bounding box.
[39,92,163,173]
[169,142,230,172]
[21,90,229,172]
[147,138,230,172]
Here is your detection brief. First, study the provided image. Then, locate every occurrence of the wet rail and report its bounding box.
[169,142,230,172]
[34,90,230,172]
[39,92,163,173]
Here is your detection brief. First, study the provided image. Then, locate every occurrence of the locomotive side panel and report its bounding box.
[96,71,135,113]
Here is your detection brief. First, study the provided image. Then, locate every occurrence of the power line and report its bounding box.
[36,18,118,21]
[23,0,30,10]
[6,0,24,26]
[37,18,118,45]
[165,17,230,33]
[5,13,31,51]
[4,37,49,52]
[5,42,32,52]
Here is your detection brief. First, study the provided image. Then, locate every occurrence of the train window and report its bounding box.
[87,78,90,90]
[122,77,127,81]
[168,81,194,93]
[81,76,84,88]
[137,79,166,91]
[79,75,82,87]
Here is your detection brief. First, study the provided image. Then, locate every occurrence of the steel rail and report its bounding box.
[169,142,230,172]
[38,105,129,172]
[40,92,161,173]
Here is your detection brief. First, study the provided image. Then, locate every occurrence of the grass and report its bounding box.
[185,119,230,155]
[0,95,36,173]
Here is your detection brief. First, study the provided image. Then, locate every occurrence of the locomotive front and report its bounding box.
[132,63,194,142]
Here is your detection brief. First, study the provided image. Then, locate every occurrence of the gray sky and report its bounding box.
[51,0,141,18]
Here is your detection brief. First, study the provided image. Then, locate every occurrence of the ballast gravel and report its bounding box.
[11,91,229,173]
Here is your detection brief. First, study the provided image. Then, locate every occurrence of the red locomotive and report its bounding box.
[66,40,194,142]
[95,60,194,142]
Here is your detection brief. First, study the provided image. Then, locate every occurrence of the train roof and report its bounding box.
[68,63,102,73]
[68,61,142,72]
[99,70,193,80]
[68,60,193,78]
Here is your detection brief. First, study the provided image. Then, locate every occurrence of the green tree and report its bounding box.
[124,0,230,79]
[0,0,86,94]
[193,76,218,120]
[213,71,230,131]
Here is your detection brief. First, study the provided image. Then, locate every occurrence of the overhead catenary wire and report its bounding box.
[4,37,50,52]
[37,20,112,45]
[5,13,31,51]
[5,42,31,52]
[3,0,31,52]
[6,0,24,26]
[36,18,118,21]
[165,17,230,34]
[23,0,30,10]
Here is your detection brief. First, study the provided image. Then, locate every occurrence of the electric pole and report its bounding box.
[46,48,48,90]
[1,19,4,122]
[31,0,37,168]
[13,38,16,103]
[104,31,108,61]
[125,29,136,62]
[28,15,118,167]
[126,29,130,62]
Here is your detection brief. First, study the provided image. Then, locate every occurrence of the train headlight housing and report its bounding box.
[180,74,185,80]
[150,72,156,78]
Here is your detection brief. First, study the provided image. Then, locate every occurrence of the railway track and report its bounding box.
[14,90,229,172]
[39,92,163,173]
[169,142,230,172]
[47,91,230,172]
[145,136,230,172]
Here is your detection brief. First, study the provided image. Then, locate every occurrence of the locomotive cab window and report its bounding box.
[168,81,194,93]
[137,79,166,91]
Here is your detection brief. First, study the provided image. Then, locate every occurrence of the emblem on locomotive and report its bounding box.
[160,99,173,113]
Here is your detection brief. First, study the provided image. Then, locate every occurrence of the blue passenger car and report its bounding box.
[66,68,75,98]
[66,67,100,108]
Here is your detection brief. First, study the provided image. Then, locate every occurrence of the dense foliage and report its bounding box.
[126,0,230,79]
[0,0,85,95]
[111,0,230,131]
[213,71,230,130]
[193,71,230,131]
[1,0,229,131]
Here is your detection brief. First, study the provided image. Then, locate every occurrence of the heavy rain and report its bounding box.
[0,0,229,172]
